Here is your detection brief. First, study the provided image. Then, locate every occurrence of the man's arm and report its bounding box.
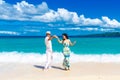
[48,35,56,40]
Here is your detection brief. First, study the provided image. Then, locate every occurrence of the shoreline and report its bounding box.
[0,62,120,80]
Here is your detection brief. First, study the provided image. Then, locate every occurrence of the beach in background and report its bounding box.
[0,62,120,80]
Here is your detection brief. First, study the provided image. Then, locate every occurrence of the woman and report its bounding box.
[55,33,76,70]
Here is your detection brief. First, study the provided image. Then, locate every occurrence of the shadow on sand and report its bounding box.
[52,66,65,70]
[34,65,65,71]
[34,65,44,70]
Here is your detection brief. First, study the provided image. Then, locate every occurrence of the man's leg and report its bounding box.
[48,54,53,69]
[44,52,51,69]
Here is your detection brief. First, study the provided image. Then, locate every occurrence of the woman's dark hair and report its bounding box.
[62,33,69,43]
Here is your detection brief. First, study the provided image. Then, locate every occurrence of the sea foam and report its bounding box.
[0,51,120,63]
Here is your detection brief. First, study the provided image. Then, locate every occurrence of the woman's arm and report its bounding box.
[54,35,62,43]
[69,40,76,46]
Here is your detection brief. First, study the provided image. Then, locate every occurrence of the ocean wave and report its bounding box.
[0,51,120,63]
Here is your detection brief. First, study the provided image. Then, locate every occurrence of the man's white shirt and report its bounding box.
[45,36,52,51]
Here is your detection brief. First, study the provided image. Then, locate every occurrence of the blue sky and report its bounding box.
[0,0,120,36]
[4,0,120,19]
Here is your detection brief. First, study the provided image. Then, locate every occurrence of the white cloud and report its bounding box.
[59,27,80,30]
[82,28,99,31]
[0,1,49,20]
[100,28,114,32]
[30,7,120,29]
[58,8,80,24]
[24,29,40,32]
[81,27,115,32]
[71,12,79,24]
[32,10,58,22]
[13,1,48,15]
[59,27,115,32]
[32,8,78,23]
[13,1,36,14]
[79,15,103,26]
[102,16,120,28]
[32,8,80,23]
[37,2,49,14]
[0,0,120,29]
[57,8,73,22]
[0,1,25,20]
[0,31,20,35]
[0,0,4,4]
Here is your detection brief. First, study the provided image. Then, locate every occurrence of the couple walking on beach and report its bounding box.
[44,31,76,71]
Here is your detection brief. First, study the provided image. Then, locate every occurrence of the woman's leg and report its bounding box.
[63,57,70,70]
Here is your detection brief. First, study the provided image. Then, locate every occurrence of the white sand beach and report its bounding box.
[0,62,120,80]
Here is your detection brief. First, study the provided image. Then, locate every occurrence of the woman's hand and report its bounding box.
[53,35,58,38]
[70,40,76,46]
[73,41,76,45]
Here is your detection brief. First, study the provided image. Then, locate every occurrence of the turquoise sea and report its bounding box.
[0,37,120,63]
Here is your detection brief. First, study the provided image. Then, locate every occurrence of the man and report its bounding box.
[44,31,55,70]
